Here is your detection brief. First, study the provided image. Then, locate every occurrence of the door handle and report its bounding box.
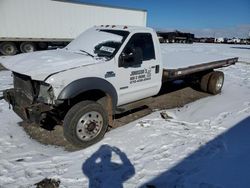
[152,65,160,74]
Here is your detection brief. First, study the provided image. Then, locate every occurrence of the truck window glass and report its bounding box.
[94,30,130,58]
[125,33,155,61]
[66,28,129,59]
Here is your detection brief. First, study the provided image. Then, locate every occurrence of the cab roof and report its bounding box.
[94,25,154,33]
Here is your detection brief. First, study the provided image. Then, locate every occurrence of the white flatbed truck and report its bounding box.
[1,26,237,148]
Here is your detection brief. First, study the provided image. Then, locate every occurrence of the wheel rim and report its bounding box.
[24,44,35,53]
[76,111,103,141]
[216,76,223,91]
[4,44,15,55]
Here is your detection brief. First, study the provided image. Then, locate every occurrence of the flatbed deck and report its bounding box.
[162,57,238,82]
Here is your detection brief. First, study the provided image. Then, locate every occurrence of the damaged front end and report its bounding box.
[3,72,55,124]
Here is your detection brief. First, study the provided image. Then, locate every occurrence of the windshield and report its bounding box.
[66,28,129,58]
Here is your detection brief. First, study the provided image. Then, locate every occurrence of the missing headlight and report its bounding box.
[37,83,55,104]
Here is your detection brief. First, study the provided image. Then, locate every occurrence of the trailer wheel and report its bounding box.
[200,72,213,92]
[63,100,108,148]
[0,42,17,55]
[207,71,224,95]
[20,42,36,53]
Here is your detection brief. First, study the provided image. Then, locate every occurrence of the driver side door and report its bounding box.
[115,33,161,106]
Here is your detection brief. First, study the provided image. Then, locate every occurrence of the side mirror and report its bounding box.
[119,47,143,67]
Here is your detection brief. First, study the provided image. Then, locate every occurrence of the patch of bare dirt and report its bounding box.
[21,82,210,151]
[35,178,60,188]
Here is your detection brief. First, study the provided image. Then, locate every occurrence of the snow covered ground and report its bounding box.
[0,44,250,188]
[162,43,250,69]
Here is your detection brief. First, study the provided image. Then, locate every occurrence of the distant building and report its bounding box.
[157,30,195,43]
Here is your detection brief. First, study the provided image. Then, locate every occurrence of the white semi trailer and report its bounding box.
[0,0,147,55]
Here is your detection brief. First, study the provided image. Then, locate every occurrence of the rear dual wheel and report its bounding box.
[63,101,109,148]
[200,71,224,95]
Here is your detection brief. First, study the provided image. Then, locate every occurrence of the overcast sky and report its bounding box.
[76,0,250,38]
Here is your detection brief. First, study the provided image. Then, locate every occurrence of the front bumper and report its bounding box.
[3,89,51,123]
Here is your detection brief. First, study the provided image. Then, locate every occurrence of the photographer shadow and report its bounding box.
[82,145,135,188]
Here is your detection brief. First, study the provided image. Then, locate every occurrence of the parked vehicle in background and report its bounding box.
[200,37,249,44]
[227,38,241,44]
[1,25,237,148]
[0,0,147,55]
[215,37,225,43]
[241,38,250,44]
[195,37,215,43]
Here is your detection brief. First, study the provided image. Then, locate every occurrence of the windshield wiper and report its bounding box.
[79,50,94,58]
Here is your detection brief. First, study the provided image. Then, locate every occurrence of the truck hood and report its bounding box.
[0,49,100,81]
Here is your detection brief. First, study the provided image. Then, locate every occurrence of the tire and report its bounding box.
[200,72,213,92]
[63,101,108,148]
[207,71,224,95]
[20,42,36,53]
[0,42,17,55]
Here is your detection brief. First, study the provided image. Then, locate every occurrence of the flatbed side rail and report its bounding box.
[163,57,238,82]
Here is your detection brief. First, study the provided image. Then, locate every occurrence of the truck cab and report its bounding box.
[55,26,163,106]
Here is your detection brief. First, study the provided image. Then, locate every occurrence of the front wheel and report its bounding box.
[63,101,108,148]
